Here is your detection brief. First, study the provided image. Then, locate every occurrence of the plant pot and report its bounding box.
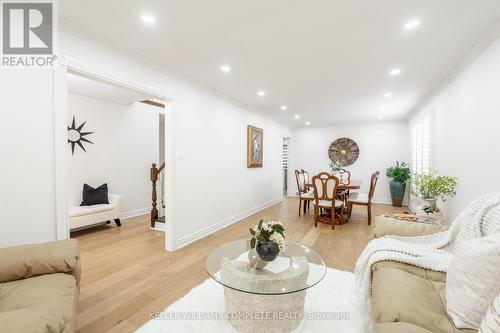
[255,241,280,262]
[389,180,406,207]
[422,198,438,212]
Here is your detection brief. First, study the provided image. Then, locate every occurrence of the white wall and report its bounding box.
[290,122,410,204]
[68,94,160,217]
[174,104,288,247]
[410,35,500,219]
[0,69,57,247]
[59,30,291,250]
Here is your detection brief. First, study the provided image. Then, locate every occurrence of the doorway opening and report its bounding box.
[157,113,166,224]
[65,72,167,237]
[148,104,167,229]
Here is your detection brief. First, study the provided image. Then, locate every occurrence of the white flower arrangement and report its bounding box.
[249,220,286,251]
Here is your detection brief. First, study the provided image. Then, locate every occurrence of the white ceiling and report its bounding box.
[59,0,500,127]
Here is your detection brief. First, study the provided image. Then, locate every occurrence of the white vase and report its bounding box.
[423,198,438,212]
[247,248,268,269]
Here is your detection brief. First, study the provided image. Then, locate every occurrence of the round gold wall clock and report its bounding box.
[328,138,359,167]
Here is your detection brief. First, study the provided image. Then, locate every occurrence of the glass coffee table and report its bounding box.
[205,240,327,332]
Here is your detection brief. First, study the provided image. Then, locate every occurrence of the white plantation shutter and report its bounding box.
[412,112,431,175]
[282,143,288,170]
[422,115,430,173]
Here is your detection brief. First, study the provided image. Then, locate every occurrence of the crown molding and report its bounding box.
[406,17,500,120]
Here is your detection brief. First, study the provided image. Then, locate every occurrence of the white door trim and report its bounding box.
[53,61,69,240]
[53,55,176,251]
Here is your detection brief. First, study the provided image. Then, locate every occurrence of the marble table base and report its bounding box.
[224,287,306,333]
[220,256,309,332]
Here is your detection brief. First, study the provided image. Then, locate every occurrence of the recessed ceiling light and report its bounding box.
[141,14,155,25]
[389,68,401,76]
[220,65,231,73]
[384,92,393,98]
[257,91,266,97]
[294,115,300,119]
[305,121,311,126]
[378,115,384,120]
[404,19,421,30]
[280,105,288,111]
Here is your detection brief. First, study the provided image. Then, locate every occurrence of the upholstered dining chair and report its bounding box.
[337,169,352,202]
[300,169,311,191]
[294,169,314,216]
[339,169,351,184]
[312,172,344,229]
[347,171,380,225]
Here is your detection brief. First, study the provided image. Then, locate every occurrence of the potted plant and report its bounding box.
[249,220,285,267]
[411,170,458,214]
[386,161,411,207]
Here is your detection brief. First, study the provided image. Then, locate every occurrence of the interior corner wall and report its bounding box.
[67,94,160,218]
[290,122,410,204]
[59,30,291,250]
[409,34,500,220]
[0,69,57,248]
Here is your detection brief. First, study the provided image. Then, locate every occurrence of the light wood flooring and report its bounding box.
[72,197,407,333]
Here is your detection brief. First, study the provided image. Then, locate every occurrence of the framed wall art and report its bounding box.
[247,125,263,168]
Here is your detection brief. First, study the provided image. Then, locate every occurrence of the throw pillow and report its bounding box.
[479,293,500,333]
[81,183,109,206]
[446,233,500,329]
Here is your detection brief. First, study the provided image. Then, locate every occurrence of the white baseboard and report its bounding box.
[372,197,413,207]
[371,197,392,205]
[151,221,166,232]
[120,207,150,220]
[175,196,283,250]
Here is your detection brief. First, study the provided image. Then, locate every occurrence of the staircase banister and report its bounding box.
[150,162,166,228]
[158,161,166,173]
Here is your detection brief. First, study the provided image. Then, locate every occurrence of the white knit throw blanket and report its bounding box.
[355,192,500,296]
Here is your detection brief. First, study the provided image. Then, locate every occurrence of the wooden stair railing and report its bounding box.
[150,162,165,227]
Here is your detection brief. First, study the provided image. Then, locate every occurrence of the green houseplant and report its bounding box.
[411,170,458,213]
[386,161,411,207]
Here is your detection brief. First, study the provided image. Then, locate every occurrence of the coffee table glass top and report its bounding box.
[205,240,327,295]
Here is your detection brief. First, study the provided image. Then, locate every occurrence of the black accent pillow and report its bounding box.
[81,183,109,206]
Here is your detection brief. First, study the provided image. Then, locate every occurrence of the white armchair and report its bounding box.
[69,193,123,231]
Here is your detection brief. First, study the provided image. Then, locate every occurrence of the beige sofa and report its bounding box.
[0,239,81,333]
[371,216,475,333]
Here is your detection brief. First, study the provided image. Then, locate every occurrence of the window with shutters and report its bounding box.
[282,143,288,170]
[411,112,431,175]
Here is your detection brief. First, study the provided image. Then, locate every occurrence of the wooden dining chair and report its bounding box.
[294,169,313,216]
[312,172,344,229]
[300,169,311,191]
[347,171,380,225]
[337,169,351,195]
[339,169,351,184]
[335,169,351,212]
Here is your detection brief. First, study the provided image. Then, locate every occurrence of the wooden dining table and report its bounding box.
[305,179,362,191]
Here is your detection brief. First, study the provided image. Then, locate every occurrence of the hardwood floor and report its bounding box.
[72,197,407,333]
